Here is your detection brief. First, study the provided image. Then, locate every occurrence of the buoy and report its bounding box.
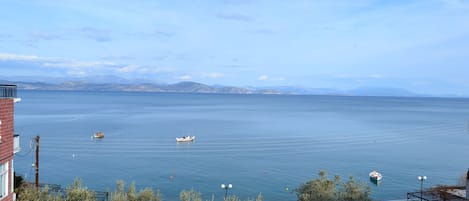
[285,187,289,192]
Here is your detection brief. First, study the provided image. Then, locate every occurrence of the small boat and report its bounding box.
[93,131,104,138]
[369,170,382,181]
[176,135,195,142]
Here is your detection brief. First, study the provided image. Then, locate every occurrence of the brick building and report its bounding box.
[0,85,20,201]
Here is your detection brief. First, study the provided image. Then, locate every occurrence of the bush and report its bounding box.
[17,184,62,201]
[110,180,162,201]
[295,170,372,201]
[65,178,96,201]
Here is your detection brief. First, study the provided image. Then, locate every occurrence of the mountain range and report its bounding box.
[0,79,431,97]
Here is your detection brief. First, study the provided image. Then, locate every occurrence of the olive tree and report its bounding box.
[17,184,62,201]
[110,180,162,201]
[337,176,371,201]
[65,178,96,201]
[295,170,372,201]
[180,188,202,201]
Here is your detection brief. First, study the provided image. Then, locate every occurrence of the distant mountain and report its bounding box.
[347,87,419,97]
[1,80,270,94]
[256,86,345,95]
[0,79,433,97]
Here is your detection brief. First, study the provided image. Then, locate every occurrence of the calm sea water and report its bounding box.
[13,90,469,201]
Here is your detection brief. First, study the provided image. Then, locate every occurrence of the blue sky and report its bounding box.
[1,0,469,95]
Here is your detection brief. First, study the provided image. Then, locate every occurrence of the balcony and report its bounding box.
[0,84,17,98]
[14,134,20,153]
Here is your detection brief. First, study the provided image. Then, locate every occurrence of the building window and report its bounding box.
[0,162,8,198]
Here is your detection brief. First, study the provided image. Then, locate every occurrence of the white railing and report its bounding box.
[13,135,20,153]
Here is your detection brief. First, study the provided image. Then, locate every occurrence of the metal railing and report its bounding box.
[0,85,17,98]
[22,183,109,201]
[407,188,469,201]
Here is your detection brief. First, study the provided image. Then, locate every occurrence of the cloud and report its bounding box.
[258,75,286,81]
[100,55,134,60]
[0,34,13,39]
[43,61,117,68]
[0,52,177,78]
[258,75,269,81]
[335,74,385,79]
[0,53,100,70]
[253,28,276,35]
[126,28,175,40]
[438,0,469,9]
[0,53,42,61]
[177,75,192,80]
[222,0,254,5]
[204,72,224,78]
[79,27,112,42]
[116,65,175,74]
[30,31,62,41]
[216,13,254,22]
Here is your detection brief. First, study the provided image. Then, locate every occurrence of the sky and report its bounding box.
[0,0,469,95]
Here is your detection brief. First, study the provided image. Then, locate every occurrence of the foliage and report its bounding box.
[295,170,372,201]
[16,179,262,201]
[110,180,162,201]
[180,188,202,201]
[255,192,262,201]
[338,176,371,201]
[65,178,96,201]
[14,172,24,190]
[17,184,62,201]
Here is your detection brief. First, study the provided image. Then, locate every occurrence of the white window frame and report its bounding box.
[0,161,9,199]
[10,160,13,196]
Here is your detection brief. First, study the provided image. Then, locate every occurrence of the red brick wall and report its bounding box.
[0,98,14,201]
[1,193,13,201]
[0,99,14,162]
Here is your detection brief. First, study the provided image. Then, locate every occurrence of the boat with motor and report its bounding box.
[176,135,195,142]
[369,170,382,181]
[93,131,104,139]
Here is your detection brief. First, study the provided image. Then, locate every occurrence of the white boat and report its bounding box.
[93,131,104,139]
[369,170,382,181]
[176,135,195,142]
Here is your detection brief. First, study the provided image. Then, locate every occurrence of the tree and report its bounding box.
[180,188,202,201]
[65,178,96,201]
[295,170,372,201]
[338,176,371,201]
[17,184,62,201]
[295,170,339,201]
[110,180,162,201]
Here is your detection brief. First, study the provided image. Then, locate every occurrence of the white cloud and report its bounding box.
[275,77,286,81]
[438,0,469,9]
[43,61,116,68]
[335,74,385,79]
[67,70,87,76]
[117,65,140,73]
[0,53,42,61]
[0,52,174,78]
[117,65,176,74]
[258,75,269,81]
[258,75,285,82]
[177,75,192,80]
[204,72,224,78]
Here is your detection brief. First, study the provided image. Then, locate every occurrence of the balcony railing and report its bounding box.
[0,84,17,98]
[14,134,20,153]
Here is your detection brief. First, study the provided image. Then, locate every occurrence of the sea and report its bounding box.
[12,90,469,201]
